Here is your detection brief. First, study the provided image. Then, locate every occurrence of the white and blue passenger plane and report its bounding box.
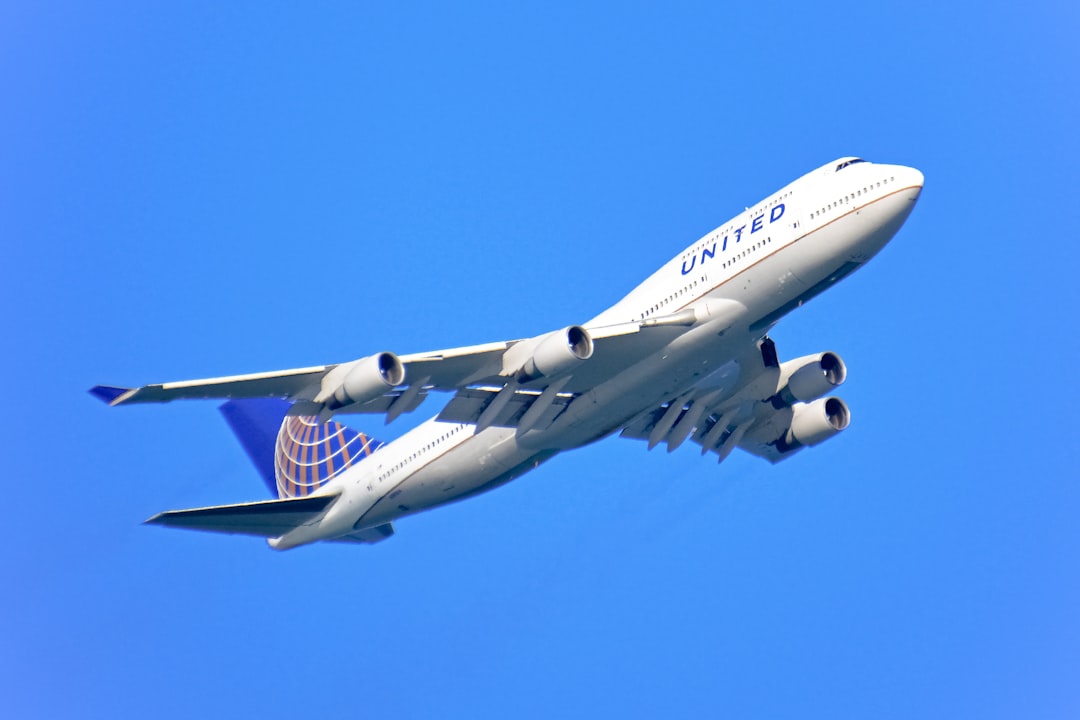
[93,157,923,549]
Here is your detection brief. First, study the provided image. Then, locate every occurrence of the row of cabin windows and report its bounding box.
[722,236,773,270]
[809,176,896,220]
[682,190,792,265]
[643,231,780,320]
[641,278,700,319]
[375,424,466,484]
[645,188,797,323]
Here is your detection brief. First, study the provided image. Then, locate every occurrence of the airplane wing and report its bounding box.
[90,317,700,417]
[144,493,338,538]
[91,301,748,425]
[395,322,679,393]
[91,365,333,406]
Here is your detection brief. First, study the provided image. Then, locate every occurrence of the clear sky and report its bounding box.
[3,2,1079,718]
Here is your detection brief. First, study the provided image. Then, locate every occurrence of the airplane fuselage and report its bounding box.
[270,158,923,549]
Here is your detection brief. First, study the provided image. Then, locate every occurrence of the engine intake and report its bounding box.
[774,351,847,406]
[774,397,850,454]
[318,352,405,410]
[511,325,594,384]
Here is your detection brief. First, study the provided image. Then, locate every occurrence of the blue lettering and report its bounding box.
[681,256,696,275]
[751,215,764,233]
[734,225,746,243]
[770,203,785,223]
[701,242,716,263]
[722,235,729,251]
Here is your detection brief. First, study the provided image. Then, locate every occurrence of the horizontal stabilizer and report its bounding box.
[145,493,338,538]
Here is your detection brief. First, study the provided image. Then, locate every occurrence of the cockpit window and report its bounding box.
[836,158,867,171]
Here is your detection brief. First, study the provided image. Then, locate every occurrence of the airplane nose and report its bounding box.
[901,165,924,192]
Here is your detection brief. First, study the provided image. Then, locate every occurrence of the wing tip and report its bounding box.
[89,385,134,406]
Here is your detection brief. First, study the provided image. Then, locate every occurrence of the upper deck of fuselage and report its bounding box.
[587,157,922,327]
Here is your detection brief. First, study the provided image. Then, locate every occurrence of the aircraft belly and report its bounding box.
[709,251,808,317]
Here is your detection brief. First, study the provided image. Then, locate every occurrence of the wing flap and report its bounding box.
[436,387,573,429]
[618,406,667,441]
[145,493,338,538]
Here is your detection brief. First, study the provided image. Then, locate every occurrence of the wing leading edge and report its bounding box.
[91,301,748,430]
[89,319,683,413]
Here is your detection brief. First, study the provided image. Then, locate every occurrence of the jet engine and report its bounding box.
[506,325,594,384]
[773,351,847,406]
[773,397,851,454]
[317,352,406,410]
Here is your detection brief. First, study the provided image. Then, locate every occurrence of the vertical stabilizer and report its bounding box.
[220,399,384,499]
[220,398,290,495]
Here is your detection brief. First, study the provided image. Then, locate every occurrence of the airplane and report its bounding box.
[91,157,923,550]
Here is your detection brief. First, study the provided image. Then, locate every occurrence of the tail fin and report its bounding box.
[220,398,291,495]
[220,399,384,499]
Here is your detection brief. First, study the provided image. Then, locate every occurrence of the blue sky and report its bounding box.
[3,2,1079,718]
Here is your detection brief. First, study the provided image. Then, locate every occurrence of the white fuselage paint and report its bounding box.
[272,158,923,549]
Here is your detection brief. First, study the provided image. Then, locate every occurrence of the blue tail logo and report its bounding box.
[220,398,384,498]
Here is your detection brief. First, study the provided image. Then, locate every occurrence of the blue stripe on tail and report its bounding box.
[219,399,292,495]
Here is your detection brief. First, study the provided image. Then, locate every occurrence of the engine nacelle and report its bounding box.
[774,351,847,406]
[510,325,594,384]
[318,352,405,410]
[775,397,850,454]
